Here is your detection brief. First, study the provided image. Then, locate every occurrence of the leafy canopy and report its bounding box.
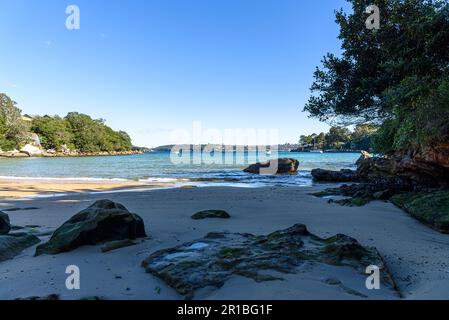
[305,0,449,153]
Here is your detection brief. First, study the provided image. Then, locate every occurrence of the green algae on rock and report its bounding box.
[35,200,147,256]
[142,224,398,299]
[391,191,449,234]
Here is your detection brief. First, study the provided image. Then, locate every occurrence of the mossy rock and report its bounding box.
[35,200,147,256]
[391,191,449,233]
[142,224,398,299]
[332,196,373,207]
[0,233,40,262]
[191,210,231,220]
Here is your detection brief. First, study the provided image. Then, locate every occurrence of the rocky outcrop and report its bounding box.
[355,150,372,166]
[35,200,147,256]
[311,168,358,182]
[0,233,40,262]
[142,224,398,299]
[312,183,407,206]
[312,148,449,189]
[357,144,449,188]
[191,210,231,220]
[20,144,43,156]
[243,158,299,174]
[0,149,144,158]
[0,212,11,235]
[0,150,30,158]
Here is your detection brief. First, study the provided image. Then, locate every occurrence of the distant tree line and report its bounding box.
[299,124,377,151]
[0,93,132,152]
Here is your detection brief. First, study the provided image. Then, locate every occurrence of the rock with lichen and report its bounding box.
[142,224,398,299]
[391,191,449,233]
[0,233,40,263]
[35,200,147,256]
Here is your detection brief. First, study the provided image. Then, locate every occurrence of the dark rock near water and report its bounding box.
[35,200,147,256]
[0,233,40,262]
[312,181,411,207]
[191,210,231,220]
[15,294,60,300]
[0,212,11,235]
[142,224,397,299]
[243,158,299,174]
[311,168,358,182]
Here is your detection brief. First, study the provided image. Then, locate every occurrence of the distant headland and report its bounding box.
[0,93,149,158]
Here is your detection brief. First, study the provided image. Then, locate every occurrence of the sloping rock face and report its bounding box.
[0,212,11,235]
[312,146,449,189]
[357,145,449,188]
[243,158,299,174]
[0,233,40,262]
[142,224,397,299]
[35,200,147,256]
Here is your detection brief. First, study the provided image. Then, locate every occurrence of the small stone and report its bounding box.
[191,210,231,220]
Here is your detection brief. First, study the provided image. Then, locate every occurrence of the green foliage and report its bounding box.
[305,0,449,153]
[299,125,377,151]
[325,127,351,149]
[0,93,29,150]
[31,116,74,151]
[65,112,132,152]
[0,93,133,153]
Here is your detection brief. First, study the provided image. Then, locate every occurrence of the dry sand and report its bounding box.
[0,178,174,199]
[1,184,449,300]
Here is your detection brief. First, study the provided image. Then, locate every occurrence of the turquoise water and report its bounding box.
[0,152,359,187]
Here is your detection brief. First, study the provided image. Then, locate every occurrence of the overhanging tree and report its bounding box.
[304,0,449,154]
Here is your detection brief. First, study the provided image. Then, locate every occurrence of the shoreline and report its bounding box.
[0,150,145,159]
[0,178,176,199]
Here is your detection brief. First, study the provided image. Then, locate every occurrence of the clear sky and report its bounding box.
[0,0,351,147]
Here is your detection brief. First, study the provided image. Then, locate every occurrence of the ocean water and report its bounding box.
[0,151,360,187]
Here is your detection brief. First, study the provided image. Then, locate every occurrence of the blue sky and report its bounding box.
[0,0,351,147]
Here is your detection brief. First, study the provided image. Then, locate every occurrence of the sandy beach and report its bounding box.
[0,178,175,199]
[1,183,449,300]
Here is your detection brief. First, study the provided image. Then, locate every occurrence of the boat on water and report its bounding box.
[309,149,323,153]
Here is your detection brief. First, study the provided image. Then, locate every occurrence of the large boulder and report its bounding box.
[0,233,40,262]
[20,144,43,156]
[243,158,299,174]
[0,212,11,235]
[311,168,358,182]
[35,200,147,256]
